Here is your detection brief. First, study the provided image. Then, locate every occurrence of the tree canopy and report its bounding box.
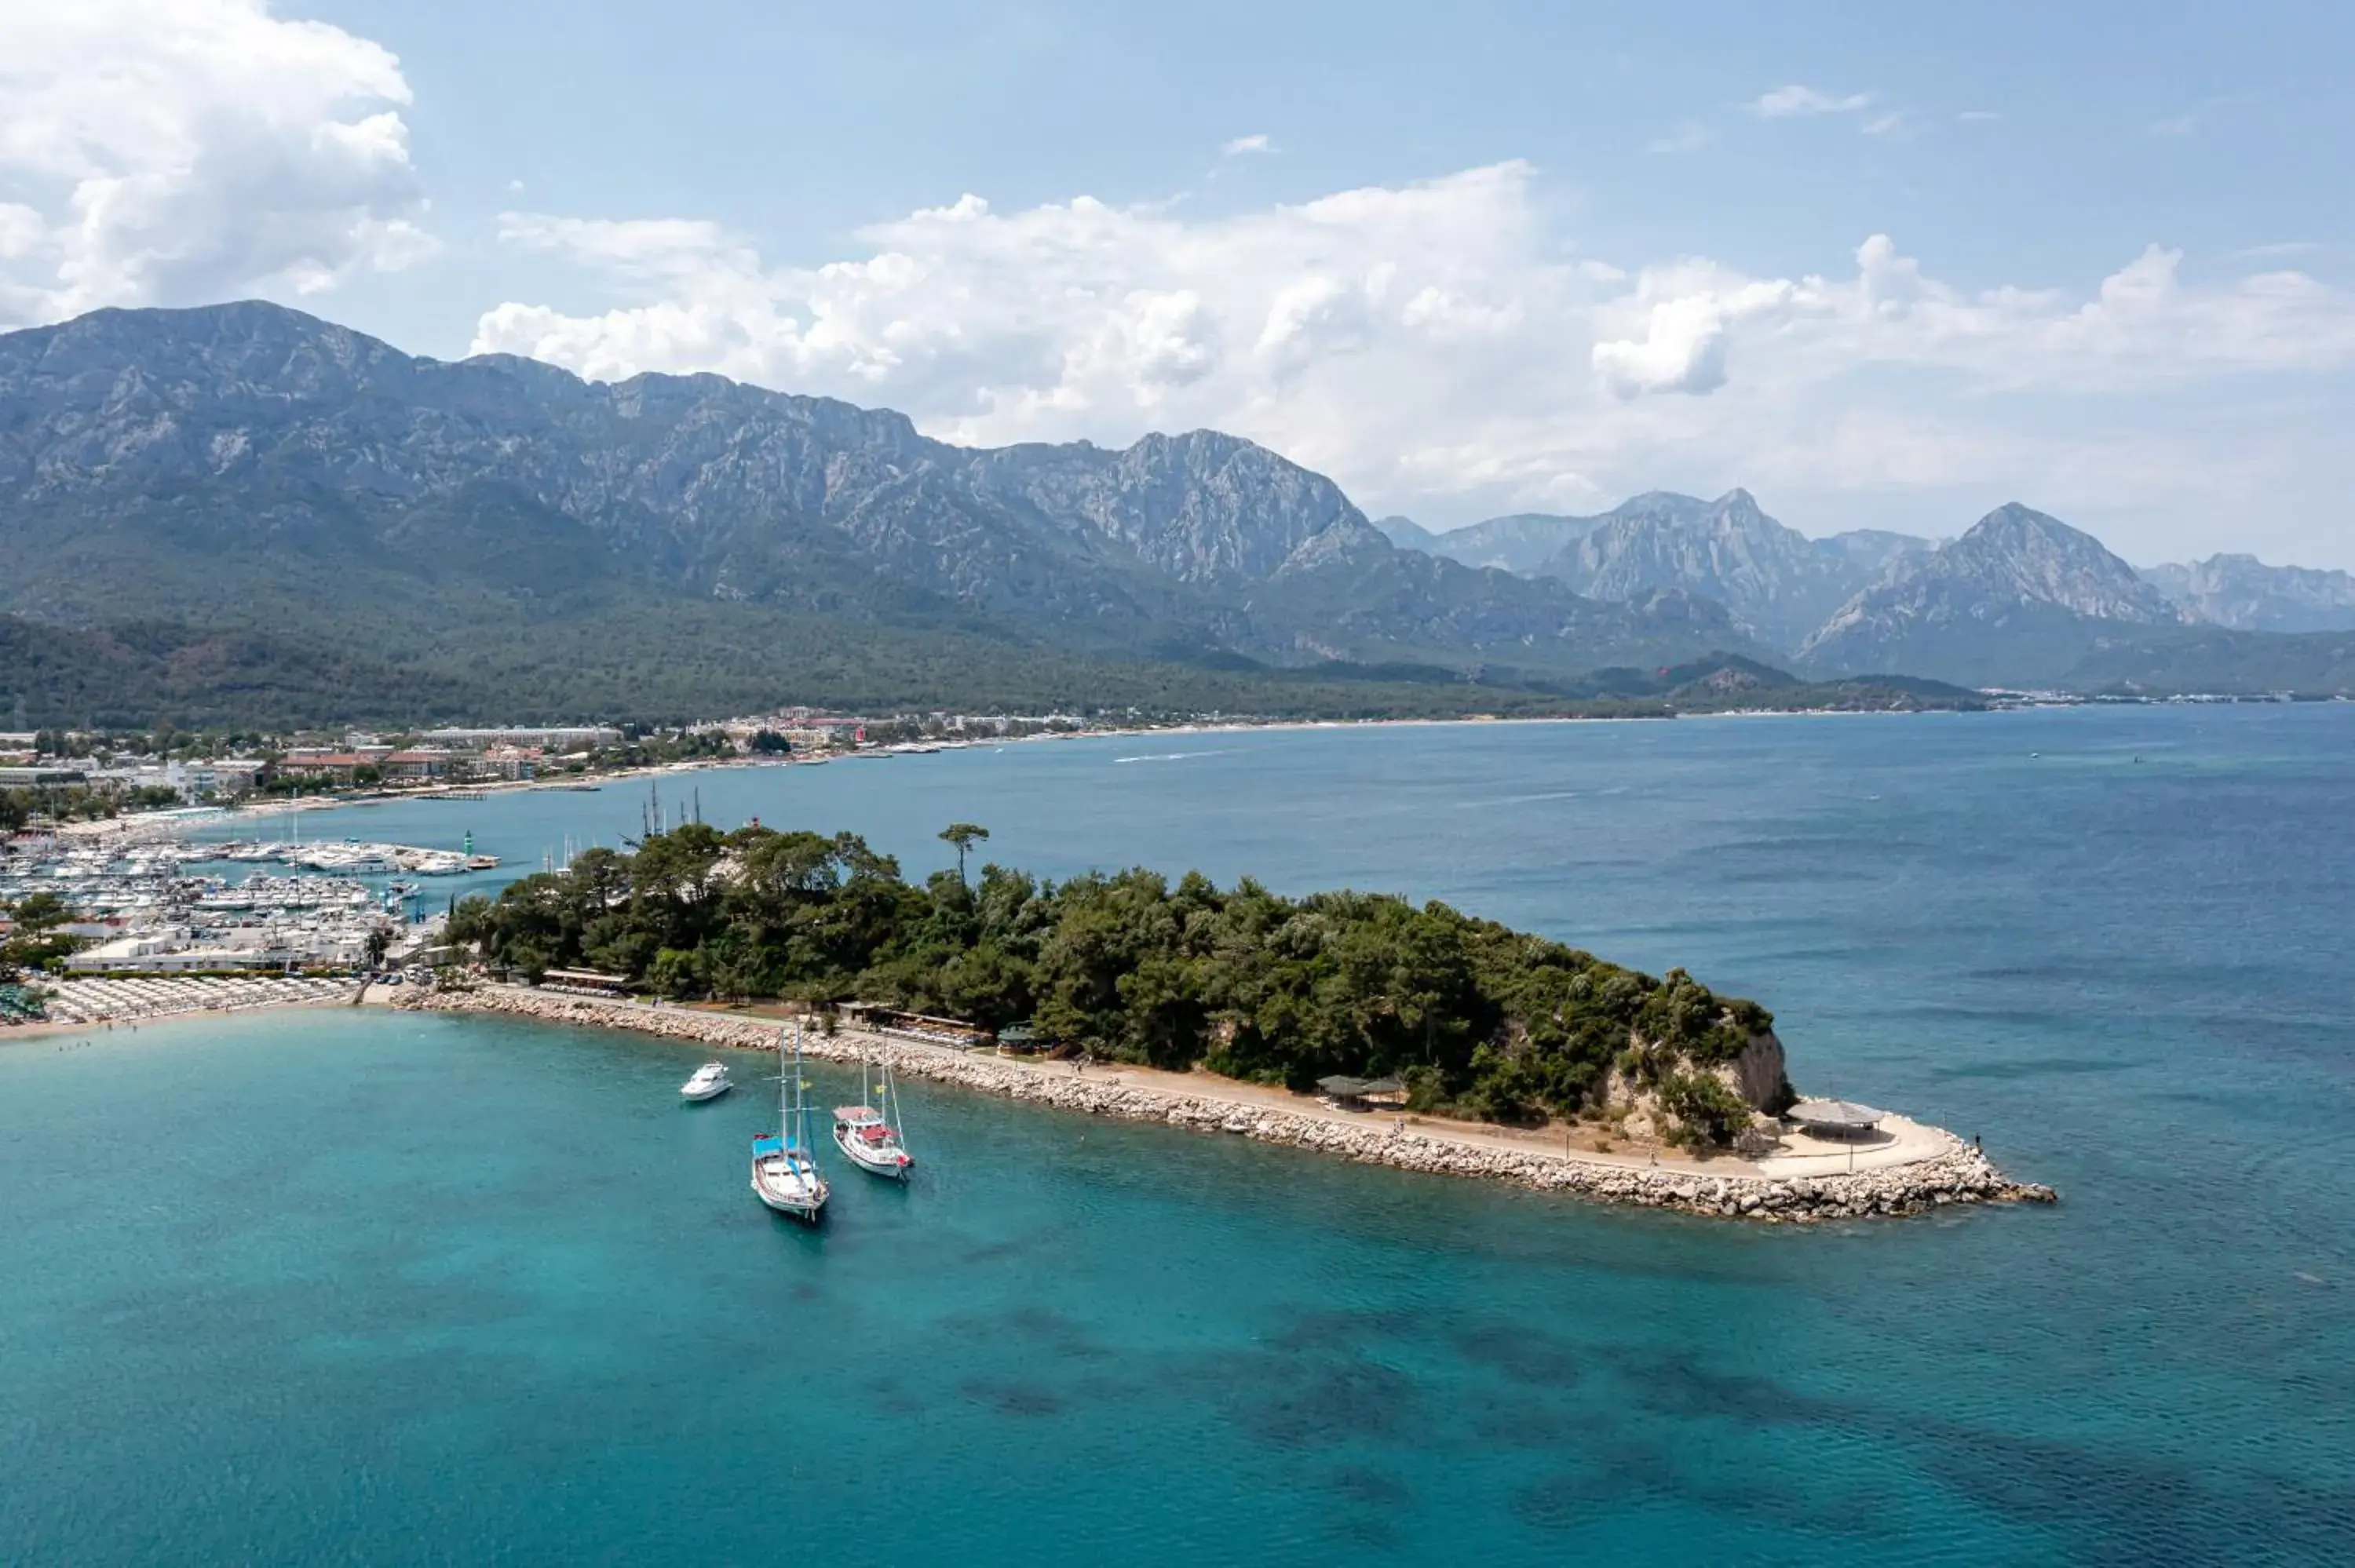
[447,825,1780,1132]
[1,892,83,972]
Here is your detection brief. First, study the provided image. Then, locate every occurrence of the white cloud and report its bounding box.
[1592,278,1798,397]
[1221,133,1271,157]
[468,167,2355,540]
[0,0,430,326]
[1752,85,1909,139]
[1754,85,1874,119]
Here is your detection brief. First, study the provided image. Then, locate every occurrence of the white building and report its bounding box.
[422,726,623,752]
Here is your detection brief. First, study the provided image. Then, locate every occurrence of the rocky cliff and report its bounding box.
[2141,553,2355,633]
[1538,488,1870,651]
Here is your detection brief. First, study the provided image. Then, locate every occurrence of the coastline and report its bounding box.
[400,985,2057,1224]
[54,708,2009,848]
[3,986,357,1042]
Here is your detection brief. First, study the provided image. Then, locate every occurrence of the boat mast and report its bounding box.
[885,1057,907,1156]
[790,1019,817,1165]
[787,1022,805,1144]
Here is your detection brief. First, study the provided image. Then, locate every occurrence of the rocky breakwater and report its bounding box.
[400,987,2057,1223]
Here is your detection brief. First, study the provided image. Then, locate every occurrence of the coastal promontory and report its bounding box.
[436,822,2049,1214]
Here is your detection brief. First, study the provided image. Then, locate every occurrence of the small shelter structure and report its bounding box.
[843,1003,989,1049]
[1316,1074,1408,1110]
[1784,1099,1886,1140]
[539,968,634,997]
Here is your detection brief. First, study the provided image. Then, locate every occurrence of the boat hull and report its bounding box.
[832,1129,911,1178]
[750,1158,828,1223]
[681,1081,732,1102]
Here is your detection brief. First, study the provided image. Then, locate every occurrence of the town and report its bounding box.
[0,709,1114,1026]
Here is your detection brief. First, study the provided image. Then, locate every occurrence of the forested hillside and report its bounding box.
[449,825,1784,1140]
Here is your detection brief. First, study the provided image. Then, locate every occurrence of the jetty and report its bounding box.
[395,985,2056,1223]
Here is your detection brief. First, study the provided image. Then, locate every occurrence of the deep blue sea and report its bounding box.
[6,707,2353,1565]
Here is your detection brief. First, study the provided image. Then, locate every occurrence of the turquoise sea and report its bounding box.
[5,706,2353,1564]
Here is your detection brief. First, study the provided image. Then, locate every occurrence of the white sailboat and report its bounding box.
[750,1023,829,1223]
[831,1053,914,1179]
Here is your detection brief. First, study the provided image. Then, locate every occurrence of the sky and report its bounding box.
[1,2,2350,567]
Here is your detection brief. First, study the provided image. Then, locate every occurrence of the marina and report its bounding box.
[206,838,499,875]
[0,826,476,1000]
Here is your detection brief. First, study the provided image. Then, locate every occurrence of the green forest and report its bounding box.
[447,825,1781,1142]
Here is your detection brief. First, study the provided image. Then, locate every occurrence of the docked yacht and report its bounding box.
[680,1061,732,1101]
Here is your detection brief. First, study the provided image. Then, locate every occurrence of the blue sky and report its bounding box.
[2,1,2350,564]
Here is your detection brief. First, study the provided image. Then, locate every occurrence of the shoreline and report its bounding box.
[2,986,358,1041]
[400,986,2057,1224]
[56,709,1991,844]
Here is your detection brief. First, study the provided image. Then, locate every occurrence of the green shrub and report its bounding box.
[1657,1070,1754,1149]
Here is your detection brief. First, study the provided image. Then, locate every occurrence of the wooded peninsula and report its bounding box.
[447,824,1787,1146]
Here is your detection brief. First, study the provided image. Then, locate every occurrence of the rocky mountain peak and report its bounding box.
[1535,487,1854,651]
[1938,504,2185,624]
[1796,501,2194,681]
[2141,552,2355,633]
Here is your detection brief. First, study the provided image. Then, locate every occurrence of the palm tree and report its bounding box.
[940,822,990,885]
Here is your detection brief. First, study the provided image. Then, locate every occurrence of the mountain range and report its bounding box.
[2138,555,2355,634]
[1,300,2350,726]
[1389,493,2355,689]
[1379,494,1940,618]
[0,302,1770,725]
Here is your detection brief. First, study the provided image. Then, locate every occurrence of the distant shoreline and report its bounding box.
[73,695,2266,847]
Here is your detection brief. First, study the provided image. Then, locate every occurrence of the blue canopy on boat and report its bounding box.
[752,1134,783,1156]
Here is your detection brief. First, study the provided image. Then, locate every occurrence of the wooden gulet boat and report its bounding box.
[750,1023,829,1223]
[832,1054,914,1179]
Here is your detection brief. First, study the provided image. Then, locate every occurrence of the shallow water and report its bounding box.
[7,706,2353,1563]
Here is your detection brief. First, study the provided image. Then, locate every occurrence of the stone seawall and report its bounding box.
[400,987,2057,1223]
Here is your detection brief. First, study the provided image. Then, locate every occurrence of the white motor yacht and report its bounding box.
[680,1061,732,1101]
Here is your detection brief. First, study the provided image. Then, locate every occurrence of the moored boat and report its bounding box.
[831,1054,914,1178]
[750,1024,829,1223]
[831,1105,911,1176]
[680,1061,732,1101]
